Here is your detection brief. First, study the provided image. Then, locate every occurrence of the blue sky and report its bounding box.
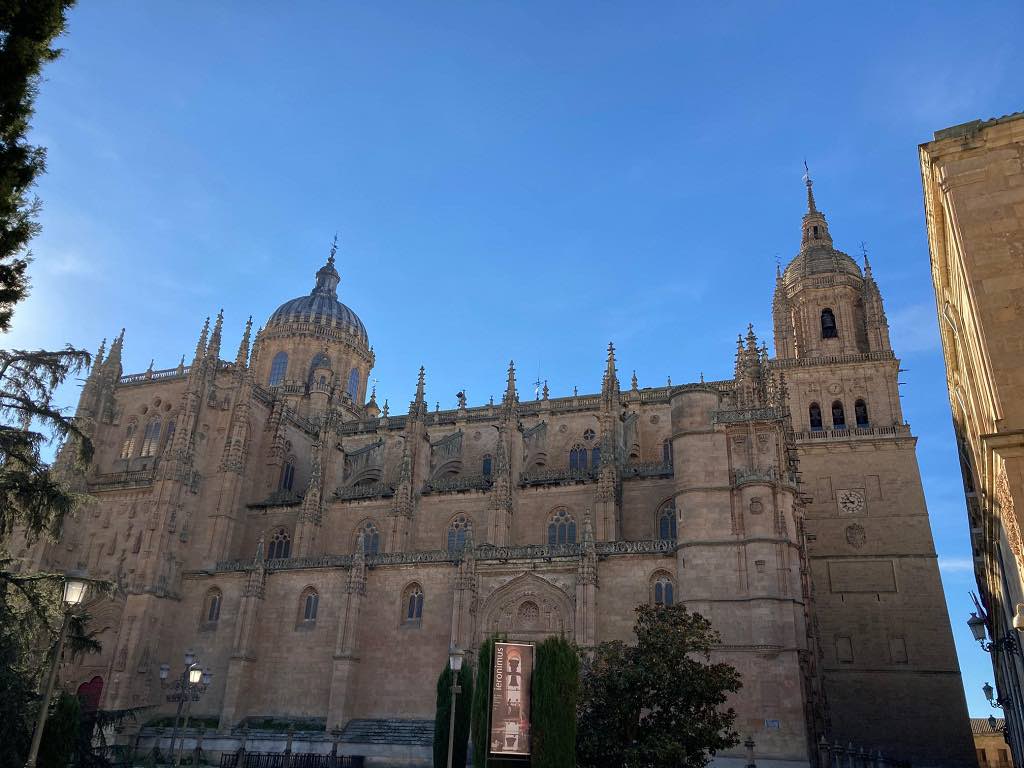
[11,2,1023,717]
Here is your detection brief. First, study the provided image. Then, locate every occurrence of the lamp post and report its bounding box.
[446,646,464,768]
[969,611,1022,654]
[25,574,89,768]
[160,651,212,768]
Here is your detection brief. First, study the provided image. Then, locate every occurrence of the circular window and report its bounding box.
[583,429,596,442]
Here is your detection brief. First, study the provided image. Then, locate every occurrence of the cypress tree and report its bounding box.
[453,662,474,768]
[471,637,495,768]
[533,635,579,768]
[434,662,476,768]
[433,664,454,768]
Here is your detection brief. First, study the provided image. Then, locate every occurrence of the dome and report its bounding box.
[782,244,862,289]
[781,176,863,290]
[267,253,369,347]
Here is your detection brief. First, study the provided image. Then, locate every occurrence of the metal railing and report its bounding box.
[220,753,363,768]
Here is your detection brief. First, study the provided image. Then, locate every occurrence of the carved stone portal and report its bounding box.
[479,572,574,644]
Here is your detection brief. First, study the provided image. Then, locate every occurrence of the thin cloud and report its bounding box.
[938,556,975,574]
[888,302,941,354]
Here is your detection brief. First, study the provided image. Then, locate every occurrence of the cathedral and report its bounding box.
[17,179,976,766]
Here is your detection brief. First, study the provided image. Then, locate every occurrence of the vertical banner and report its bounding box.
[489,642,534,756]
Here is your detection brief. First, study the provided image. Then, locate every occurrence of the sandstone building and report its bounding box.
[920,111,1024,766]
[14,180,974,766]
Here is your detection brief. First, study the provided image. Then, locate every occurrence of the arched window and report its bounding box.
[346,367,360,399]
[591,446,601,468]
[821,308,838,339]
[204,588,222,623]
[300,588,319,623]
[119,422,137,459]
[267,528,291,560]
[356,520,380,555]
[662,439,674,465]
[164,419,176,451]
[482,454,493,476]
[140,418,161,457]
[547,508,577,546]
[652,573,675,607]
[855,399,869,428]
[658,501,677,541]
[403,583,424,625]
[269,351,288,386]
[309,352,330,375]
[809,403,823,431]
[279,461,295,492]
[569,445,588,472]
[447,515,470,552]
[831,400,846,429]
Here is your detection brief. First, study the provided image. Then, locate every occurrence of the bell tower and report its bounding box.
[771,174,974,766]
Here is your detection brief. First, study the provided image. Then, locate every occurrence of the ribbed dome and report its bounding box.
[782,244,862,288]
[267,254,369,347]
[782,175,863,289]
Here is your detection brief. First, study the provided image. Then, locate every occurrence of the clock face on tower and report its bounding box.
[836,489,865,515]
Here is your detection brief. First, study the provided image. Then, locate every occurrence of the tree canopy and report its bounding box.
[576,604,742,768]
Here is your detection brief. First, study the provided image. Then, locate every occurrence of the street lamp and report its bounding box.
[446,646,465,768]
[25,574,89,768]
[968,612,1020,655]
[744,736,756,768]
[160,651,213,768]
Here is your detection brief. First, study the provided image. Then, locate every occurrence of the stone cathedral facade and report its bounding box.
[16,182,974,766]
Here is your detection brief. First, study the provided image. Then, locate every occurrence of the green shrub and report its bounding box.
[533,635,579,768]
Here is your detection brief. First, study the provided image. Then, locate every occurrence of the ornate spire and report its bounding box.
[314,238,341,297]
[542,380,549,400]
[503,360,517,405]
[106,328,125,374]
[207,309,224,362]
[602,342,619,396]
[861,241,873,277]
[631,370,638,391]
[193,317,210,365]
[410,366,426,417]
[803,160,817,213]
[92,338,106,374]
[249,327,264,373]
[746,323,758,354]
[235,316,253,369]
[799,162,833,249]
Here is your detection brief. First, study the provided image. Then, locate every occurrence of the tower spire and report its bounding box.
[329,233,338,265]
[799,162,833,249]
[803,160,817,213]
[504,360,517,404]
[207,309,224,362]
[193,317,210,365]
[410,366,426,417]
[106,329,125,374]
[235,316,253,369]
[92,338,107,374]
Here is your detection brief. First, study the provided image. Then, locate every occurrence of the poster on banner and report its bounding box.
[489,641,534,756]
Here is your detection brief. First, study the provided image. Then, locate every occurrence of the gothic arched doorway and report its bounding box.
[479,572,574,644]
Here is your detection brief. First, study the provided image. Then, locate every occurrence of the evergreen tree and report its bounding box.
[577,604,741,768]
[37,691,80,768]
[433,664,453,768]
[433,662,474,768]
[533,635,579,768]
[470,638,496,768]
[0,3,106,766]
